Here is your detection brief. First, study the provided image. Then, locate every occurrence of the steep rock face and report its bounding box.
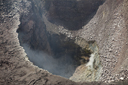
[17,0,93,78]
[60,0,128,82]
[70,41,102,82]
[0,0,128,85]
[79,0,128,82]
[0,0,78,85]
[45,0,105,30]
[17,1,52,54]
[39,0,128,83]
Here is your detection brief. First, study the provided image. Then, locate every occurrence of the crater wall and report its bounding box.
[0,0,128,84]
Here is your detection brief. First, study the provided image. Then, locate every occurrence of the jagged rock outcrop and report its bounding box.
[0,0,128,85]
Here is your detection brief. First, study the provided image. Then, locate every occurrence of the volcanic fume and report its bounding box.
[17,0,104,79]
[2,0,128,85]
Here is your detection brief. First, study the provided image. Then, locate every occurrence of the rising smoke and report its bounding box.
[86,53,95,70]
[22,44,77,78]
[17,0,103,78]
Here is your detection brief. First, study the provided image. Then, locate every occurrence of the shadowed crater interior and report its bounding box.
[16,0,103,78]
[17,27,92,78]
[45,0,105,30]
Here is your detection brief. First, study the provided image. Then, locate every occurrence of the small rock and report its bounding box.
[112,38,114,41]
[109,48,112,52]
[116,50,118,53]
[120,77,124,80]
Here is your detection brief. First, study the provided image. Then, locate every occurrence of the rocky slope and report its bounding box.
[0,0,128,85]
[75,0,128,82]
[55,0,128,83]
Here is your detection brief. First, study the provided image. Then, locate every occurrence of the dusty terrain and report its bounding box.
[0,0,128,85]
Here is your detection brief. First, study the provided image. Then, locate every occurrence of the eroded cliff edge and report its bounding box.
[0,0,128,85]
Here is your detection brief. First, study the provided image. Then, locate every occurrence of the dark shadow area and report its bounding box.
[45,0,105,30]
[17,0,92,78]
[17,27,92,78]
